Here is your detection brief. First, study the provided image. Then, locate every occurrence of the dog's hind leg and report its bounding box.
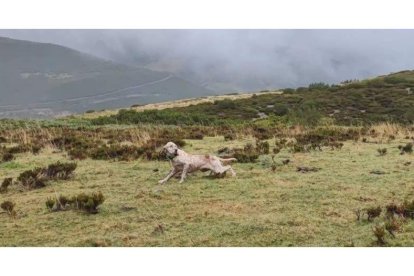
[179,164,190,184]
[220,165,236,177]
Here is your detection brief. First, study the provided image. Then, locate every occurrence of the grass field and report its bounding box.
[1,134,413,246]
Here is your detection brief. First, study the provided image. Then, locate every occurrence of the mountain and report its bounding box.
[0,37,212,118]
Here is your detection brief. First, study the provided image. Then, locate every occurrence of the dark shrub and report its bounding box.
[44,162,77,180]
[2,152,14,162]
[366,206,382,221]
[273,104,289,116]
[0,136,7,143]
[214,99,237,109]
[0,178,12,193]
[1,200,16,217]
[399,143,413,154]
[17,168,46,189]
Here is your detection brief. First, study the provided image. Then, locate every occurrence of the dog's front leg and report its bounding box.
[158,167,177,184]
[179,164,189,184]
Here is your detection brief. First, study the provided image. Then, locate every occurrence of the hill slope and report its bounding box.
[0,37,212,118]
[88,70,414,126]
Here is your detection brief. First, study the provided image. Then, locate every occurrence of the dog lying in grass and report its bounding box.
[159,142,237,184]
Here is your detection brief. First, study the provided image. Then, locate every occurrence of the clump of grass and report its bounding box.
[46,192,105,214]
[398,143,413,154]
[366,206,382,221]
[1,200,16,218]
[0,178,12,193]
[377,148,387,156]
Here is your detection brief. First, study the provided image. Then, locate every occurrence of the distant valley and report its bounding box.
[0,36,212,118]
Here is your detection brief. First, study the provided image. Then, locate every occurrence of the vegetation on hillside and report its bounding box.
[90,70,414,126]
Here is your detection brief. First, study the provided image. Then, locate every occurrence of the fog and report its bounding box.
[1,29,414,91]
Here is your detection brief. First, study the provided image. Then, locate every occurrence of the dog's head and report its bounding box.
[162,141,179,158]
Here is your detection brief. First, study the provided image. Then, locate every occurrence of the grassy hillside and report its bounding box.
[87,70,414,126]
[0,37,212,118]
[0,124,413,246]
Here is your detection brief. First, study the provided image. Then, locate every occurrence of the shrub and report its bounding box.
[0,178,12,193]
[17,162,77,189]
[17,168,46,189]
[366,206,382,221]
[233,151,259,163]
[1,200,16,217]
[214,99,237,109]
[377,148,387,156]
[43,162,77,180]
[2,152,14,162]
[398,143,413,154]
[272,104,289,116]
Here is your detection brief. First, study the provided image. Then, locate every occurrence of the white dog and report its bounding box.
[158,142,237,184]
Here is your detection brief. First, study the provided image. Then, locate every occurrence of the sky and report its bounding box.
[1,29,414,91]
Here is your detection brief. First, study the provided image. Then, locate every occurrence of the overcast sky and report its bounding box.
[1,29,414,91]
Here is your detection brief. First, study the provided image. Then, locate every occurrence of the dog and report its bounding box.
[158,142,237,184]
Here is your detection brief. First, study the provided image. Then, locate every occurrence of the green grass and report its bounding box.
[1,136,414,246]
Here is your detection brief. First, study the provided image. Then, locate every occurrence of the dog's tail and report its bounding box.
[218,157,237,165]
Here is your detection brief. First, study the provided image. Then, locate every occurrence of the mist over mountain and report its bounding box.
[0,36,211,118]
[1,30,414,92]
